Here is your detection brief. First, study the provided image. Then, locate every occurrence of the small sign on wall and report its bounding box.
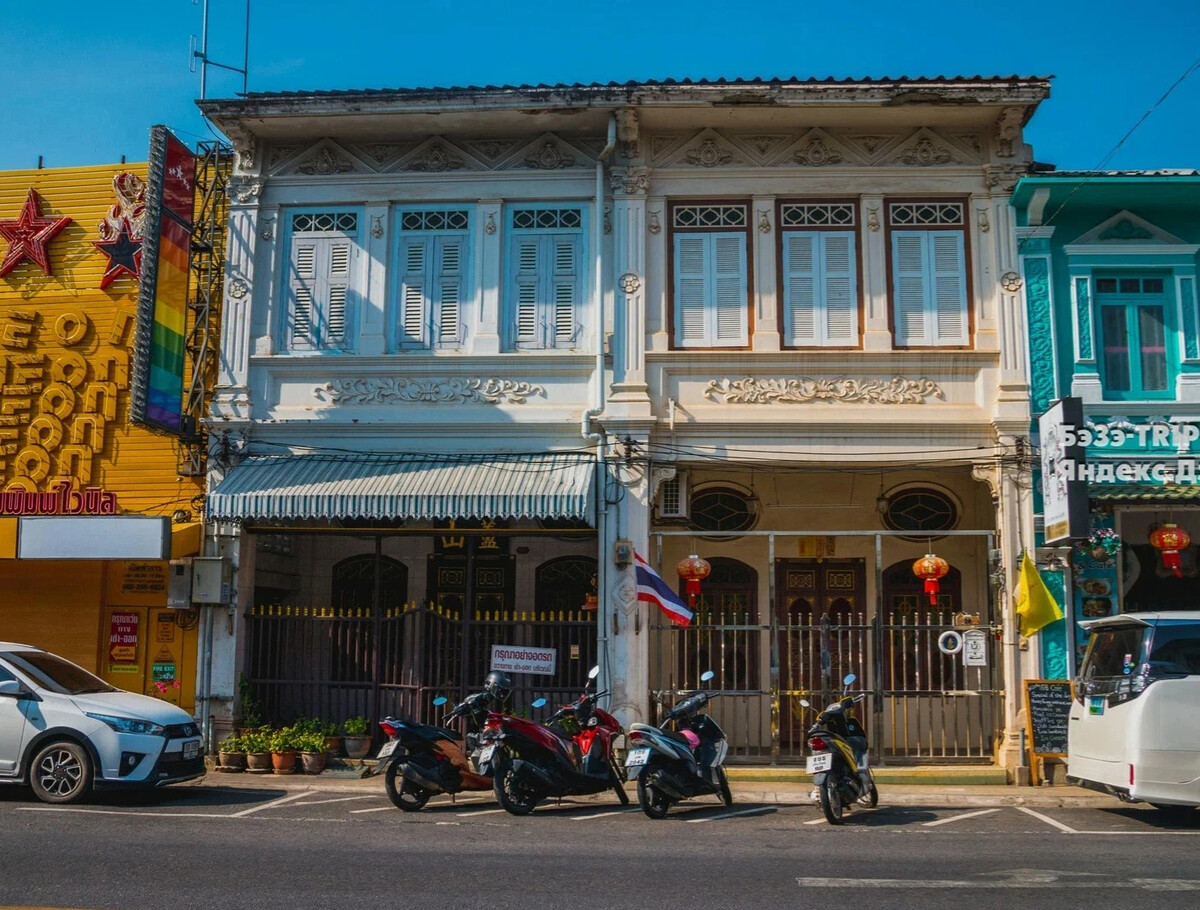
[490,644,556,676]
[962,629,988,667]
[108,612,140,674]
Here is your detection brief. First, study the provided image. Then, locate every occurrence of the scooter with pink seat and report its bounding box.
[624,671,732,819]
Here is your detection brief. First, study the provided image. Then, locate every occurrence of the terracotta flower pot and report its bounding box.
[271,750,298,774]
[301,751,326,774]
[324,736,344,759]
[219,751,246,771]
[343,735,371,759]
[246,751,272,773]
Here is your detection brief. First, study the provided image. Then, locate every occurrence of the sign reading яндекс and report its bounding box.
[490,644,556,676]
[1039,397,1088,545]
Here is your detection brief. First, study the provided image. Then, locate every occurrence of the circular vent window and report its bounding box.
[882,488,958,541]
[689,487,757,538]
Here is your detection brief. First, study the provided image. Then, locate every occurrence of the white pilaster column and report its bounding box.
[609,168,651,412]
[213,176,264,422]
[359,203,389,355]
[751,195,780,350]
[474,199,503,354]
[860,194,891,350]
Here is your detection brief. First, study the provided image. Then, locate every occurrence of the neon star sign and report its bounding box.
[0,188,73,277]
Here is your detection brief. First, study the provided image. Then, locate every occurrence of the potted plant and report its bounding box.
[217,733,246,772]
[343,716,372,759]
[236,674,262,734]
[241,728,273,773]
[270,725,303,774]
[299,732,327,774]
[321,720,343,759]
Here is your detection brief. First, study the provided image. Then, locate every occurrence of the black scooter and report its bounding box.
[802,672,878,825]
[625,670,733,818]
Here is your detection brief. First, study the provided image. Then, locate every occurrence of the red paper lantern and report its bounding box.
[1149,523,1191,578]
[676,554,712,608]
[912,553,950,606]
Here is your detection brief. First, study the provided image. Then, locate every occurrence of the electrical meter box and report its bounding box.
[191,556,232,604]
[168,559,193,607]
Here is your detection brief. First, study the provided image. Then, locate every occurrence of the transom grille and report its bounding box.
[292,212,358,233]
[401,210,470,231]
[673,204,747,229]
[888,203,963,228]
[780,203,856,228]
[512,208,583,230]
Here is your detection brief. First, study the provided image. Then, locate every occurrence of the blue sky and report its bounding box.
[2,0,1198,171]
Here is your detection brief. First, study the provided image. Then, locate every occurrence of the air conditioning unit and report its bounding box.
[657,472,688,520]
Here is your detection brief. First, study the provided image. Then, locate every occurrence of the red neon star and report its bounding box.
[0,188,73,277]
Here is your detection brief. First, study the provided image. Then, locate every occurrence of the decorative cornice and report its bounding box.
[895,137,952,166]
[228,177,263,203]
[314,377,546,405]
[297,147,355,175]
[793,136,843,166]
[525,142,575,169]
[684,139,734,167]
[704,376,945,404]
[406,143,465,172]
[610,167,650,195]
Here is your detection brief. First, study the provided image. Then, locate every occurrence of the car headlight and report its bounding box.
[85,713,165,736]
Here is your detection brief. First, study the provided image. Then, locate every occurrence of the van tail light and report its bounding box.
[380,722,398,737]
[1129,763,1135,787]
[808,736,828,752]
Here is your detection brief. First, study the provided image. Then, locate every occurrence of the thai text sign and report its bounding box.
[0,481,118,515]
[490,644,556,676]
[108,611,139,673]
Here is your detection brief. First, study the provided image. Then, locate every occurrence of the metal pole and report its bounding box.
[768,532,778,764]
[199,0,210,100]
[370,536,382,731]
[242,0,250,94]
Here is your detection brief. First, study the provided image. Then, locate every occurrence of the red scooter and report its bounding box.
[477,666,629,815]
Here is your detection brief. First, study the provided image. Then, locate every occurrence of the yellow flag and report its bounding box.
[1015,549,1063,637]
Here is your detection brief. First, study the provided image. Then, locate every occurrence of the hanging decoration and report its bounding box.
[1084,527,1122,563]
[912,553,950,605]
[0,188,73,277]
[1149,523,1191,578]
[94,171,147,289]
[675,554,712,608]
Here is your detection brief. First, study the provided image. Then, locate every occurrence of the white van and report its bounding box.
[1068,612,1200,811]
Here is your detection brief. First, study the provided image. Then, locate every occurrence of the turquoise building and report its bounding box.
[1012,171,1200,680]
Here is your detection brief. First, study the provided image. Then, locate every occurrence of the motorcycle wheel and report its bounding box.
[717,767,734,807]
[384,763,432,812]
[819,777,845,825]
[493,754,539,816]
[637,770,671,820]
[610,760,630,806]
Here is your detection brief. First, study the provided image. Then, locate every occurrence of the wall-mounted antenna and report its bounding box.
[190,0,250,99]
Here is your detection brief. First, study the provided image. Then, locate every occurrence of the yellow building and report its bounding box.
[0,163,204,713]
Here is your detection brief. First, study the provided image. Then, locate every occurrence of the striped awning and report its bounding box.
[1089,484,1200,503]
[207,453,597,522]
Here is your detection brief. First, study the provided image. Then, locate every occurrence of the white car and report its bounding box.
[0,642,205,803]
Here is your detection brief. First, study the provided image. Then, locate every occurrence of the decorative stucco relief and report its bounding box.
[297,148,356,175]
[704,376,945,404]
[314,377,546,405]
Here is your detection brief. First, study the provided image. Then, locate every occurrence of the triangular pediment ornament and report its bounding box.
[1073,210,1187,246]
[772,128,863,167]
[889,128,970,167]
[279,139,374,176]
[495,133,593,170]
[658,129,750,168]
[726,132,797,164]
[461,138,521,165]
[648,134,690,165]
[353,141,422,170]
[839,132,906,163]
[393,136,486,173]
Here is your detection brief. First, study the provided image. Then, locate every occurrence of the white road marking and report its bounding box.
[457,807,508,817]
[795,874,1200,890]
[17,808,226,818]
[230,791,313,817]
[568,808,639,820]
[350,806,395,814]
[443,796,488,804]
[291,795,381,807]
[923,808,1001,827]
[803,816,828,825]
[686,805,777,823]
[1017,806,1078,833]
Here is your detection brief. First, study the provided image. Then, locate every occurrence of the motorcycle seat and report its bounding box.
[658,728,695,750]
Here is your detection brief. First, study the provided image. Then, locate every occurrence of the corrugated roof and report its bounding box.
[227,74,1053,101]
[207,453,597,522]
[1089,484,1200,502]
[1025,169,1200,178]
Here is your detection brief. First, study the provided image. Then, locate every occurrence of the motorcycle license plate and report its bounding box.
[376,740,399,761]
[806,752,833,773]
[477,744,496,767]
[625,747,650,768]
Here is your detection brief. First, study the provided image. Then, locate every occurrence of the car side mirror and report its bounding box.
[531,698,547,709]
[0,680,29,699]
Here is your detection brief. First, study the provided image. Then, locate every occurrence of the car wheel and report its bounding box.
[29,740,92,805]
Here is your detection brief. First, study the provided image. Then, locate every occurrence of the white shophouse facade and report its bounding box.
[200,78,1049,772]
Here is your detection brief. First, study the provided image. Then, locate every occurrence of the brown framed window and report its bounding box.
[886,200,970,347]
[670,202,750,348]
[778,201,861,347]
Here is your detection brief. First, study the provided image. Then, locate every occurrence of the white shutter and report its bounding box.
[289,242,317,348]
[713,234,748,346]
[399,239,428,348]
[784,233,818,345]
[325,241,351,345]
[514,239,540,345]
[436,237,463,345]
[930,231,967,345]
[675,235,709,346]
[822,232,857,345]
[892,231,929,345]
[552,237,577,343]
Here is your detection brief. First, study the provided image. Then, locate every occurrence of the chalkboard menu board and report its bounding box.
[1023,679,1074,757]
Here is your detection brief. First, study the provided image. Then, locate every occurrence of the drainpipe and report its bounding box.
[581,112,617,445]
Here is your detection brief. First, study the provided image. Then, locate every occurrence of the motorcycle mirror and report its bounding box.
[843,673,856,687]
[799,699,811,708]
[588,665,600,680]
[700,670,715,682]
[432,696,448,706]
[531,697,547,708]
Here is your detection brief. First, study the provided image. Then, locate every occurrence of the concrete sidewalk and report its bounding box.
[192,761,1116,809]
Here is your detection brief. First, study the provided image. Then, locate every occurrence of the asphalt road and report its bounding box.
[1,784,1198,910]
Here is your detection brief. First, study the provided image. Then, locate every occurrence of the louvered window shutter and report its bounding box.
[822,232,857,345]
[930,231,968,345]
[436,237,463,345]
[675,234,710,346]
[398,238,428,348]
[892,231,930,346]
[514,239,541,346]
[326,241,350,345]
[290,242,317,348]
[552,237,577,343]
[783,233,818,345]
[712,234,748,346]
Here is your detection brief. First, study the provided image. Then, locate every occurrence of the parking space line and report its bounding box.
[350,806,395,814]
[457,807,508,817]
[803,816,828,825]
[686,805,777,823]
[568,808,640,820]
[923,808,1001,827]
[1017,806,1077,833]
[230,792,313,817]
[290,796,381,807]
[17,807,226,818]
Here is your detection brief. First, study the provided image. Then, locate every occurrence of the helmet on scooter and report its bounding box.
[484,670,512,704]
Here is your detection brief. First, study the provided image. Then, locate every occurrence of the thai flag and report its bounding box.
[635,552,693,627]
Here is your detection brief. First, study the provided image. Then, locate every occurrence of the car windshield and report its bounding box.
[1,651,116,695]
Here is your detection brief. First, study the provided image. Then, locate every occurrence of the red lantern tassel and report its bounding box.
[1163,550,1183,578]
[924,577,940,606]
[686,579,701,607]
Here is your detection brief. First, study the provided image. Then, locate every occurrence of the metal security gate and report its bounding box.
[244,603,596,744]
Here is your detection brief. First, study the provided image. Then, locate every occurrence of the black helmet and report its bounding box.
[484,670,512,702]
